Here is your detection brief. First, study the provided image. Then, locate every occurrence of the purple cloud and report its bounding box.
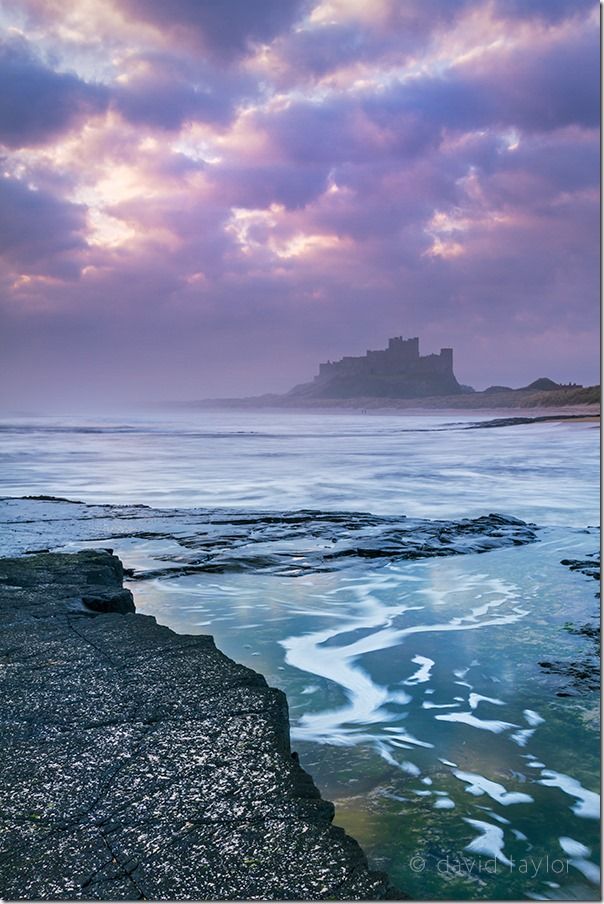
[111,53,256,129]
[0,37,108,149]
[0,175,87,276]
[118,0,312,61]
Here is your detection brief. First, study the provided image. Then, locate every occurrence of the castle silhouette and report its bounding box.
[289,336,465,399]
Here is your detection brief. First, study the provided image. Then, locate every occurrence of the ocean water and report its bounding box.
[0,410,599,524]
[0,409,600,899]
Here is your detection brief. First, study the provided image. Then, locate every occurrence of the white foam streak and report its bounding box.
[511,728,535,747]
[538,771,600,819]
[523,709,545,727]
[283,574,524,747]
[404,654,435,685]
[463,819,512,866]
[559,836,590,858]
[468,693,504,710]
[454,770,534,805]
[559,837,600,885]
[436,712,519,733]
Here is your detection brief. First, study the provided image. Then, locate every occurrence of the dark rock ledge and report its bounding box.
[0,550,401,901]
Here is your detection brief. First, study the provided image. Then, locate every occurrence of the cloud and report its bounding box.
[117,0,312,61]
[458,21,599,133]
[265,0,595,88]
[491,0,594,24]
[0,37,108,149]
[207,163,328,210]
[360,20,599,139]
[111,53,256,130]
[252,96,439,173]
[0,175,87,276]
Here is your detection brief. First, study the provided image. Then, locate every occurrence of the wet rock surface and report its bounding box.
[0,549,400,900]
[559,555,601,588]
[0,497,538,578]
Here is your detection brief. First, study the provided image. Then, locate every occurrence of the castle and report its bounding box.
[289,336,465,399]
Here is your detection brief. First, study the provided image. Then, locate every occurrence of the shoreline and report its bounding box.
[155,401,600,420]
[159,383,600,415]
[0,548,400,900]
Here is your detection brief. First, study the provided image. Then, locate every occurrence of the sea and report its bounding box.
[0,409,600,900]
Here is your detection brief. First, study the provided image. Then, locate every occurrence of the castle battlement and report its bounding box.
[316,337,454,381]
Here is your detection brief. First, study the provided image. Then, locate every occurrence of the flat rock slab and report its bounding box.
[0,550,399,900]
[0,497,538,578]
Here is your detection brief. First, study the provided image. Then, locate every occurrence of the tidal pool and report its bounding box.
[127,526,600,900]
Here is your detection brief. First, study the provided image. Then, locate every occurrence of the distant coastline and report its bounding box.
[164,383,600,414]
[162,334,599,413]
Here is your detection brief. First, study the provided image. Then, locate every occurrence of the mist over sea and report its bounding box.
[0,409,599,899]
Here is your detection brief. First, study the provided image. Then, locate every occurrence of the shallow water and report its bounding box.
[0,410,599,899]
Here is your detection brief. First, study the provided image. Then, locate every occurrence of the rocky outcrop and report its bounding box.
[0,497,538,578]
[0,550,399,900]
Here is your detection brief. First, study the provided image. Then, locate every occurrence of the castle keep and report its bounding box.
[289,336,464,399]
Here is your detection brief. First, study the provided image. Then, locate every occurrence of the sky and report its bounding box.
[0,0,599,408]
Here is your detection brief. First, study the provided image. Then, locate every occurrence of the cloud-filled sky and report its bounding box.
[0,0,599,407]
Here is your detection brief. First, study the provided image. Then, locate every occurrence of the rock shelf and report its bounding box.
[0,549,399,900]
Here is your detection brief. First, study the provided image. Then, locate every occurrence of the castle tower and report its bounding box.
[439,348,453,372]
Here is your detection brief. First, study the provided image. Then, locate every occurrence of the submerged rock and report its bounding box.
[0,550,400,900]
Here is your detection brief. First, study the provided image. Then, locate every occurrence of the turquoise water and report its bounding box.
[0,410,599,898]
[125,529,600,900]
